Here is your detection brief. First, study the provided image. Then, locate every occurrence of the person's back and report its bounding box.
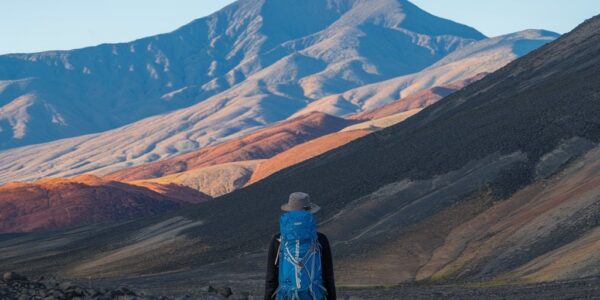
[264,192,336,300]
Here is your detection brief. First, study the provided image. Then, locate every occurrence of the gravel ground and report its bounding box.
[5,270,600,299]
[340,277,600,299]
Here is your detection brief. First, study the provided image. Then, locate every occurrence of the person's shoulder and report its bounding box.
[272,233,281,242]
[317,232,330,242]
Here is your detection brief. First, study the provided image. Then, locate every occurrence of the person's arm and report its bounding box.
[319,233,337,300]
[264,235,279,300]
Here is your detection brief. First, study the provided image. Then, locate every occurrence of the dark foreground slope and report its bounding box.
[180,13,600,282]
[0,15,599,295]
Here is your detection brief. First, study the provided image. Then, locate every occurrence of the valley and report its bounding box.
[0,1,598,299]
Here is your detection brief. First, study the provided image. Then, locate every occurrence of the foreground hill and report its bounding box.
[0,15,596,293]
[0,175,209,233]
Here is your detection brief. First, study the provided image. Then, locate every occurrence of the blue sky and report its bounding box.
[0,0,598,55]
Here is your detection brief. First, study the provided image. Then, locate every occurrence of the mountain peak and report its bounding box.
[509,29,560,39]
[189,0,485,41]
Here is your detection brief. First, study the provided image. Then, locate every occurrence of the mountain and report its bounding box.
[0,30,555,186]
[0,14,594,292]
[0,0,485,151]
[0,175,210,233]
[295,30,559,116]
[151,73,485,194]
[293,29,558,116]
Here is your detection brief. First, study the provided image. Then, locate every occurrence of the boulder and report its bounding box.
[200,285,216,293]
[215,286,232,297]
[2,272,27,282]
[58,281,76,290]
[230,292,251,300]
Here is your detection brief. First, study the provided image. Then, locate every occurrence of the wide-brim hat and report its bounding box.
[281,192,321,213]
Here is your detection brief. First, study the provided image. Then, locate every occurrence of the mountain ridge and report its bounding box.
[0,0,484,150]
[0,29,555,185]
[292,29,557,117]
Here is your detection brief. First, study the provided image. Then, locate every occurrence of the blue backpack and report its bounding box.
[275,211,326,300]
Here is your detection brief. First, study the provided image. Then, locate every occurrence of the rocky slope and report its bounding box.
[0,175,209,233]
[341,108,422,132]
[104,112,354,182]
[247,130,371,185]
[348,73,487,120]
[132,160,264,197]
[293,29,557,117]
[0,0,483,151]
[341,277,600,300]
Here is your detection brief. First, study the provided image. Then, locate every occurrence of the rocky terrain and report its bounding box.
[341,277,600,299]
[4,271,600,300]
[0,272,253,300]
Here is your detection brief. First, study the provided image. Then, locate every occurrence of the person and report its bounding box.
[264,192,336,300]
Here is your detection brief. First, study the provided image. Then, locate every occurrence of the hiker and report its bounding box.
[264,192,336,300]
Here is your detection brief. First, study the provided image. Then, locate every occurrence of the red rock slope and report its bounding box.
[0,174,210,233]
[105,112,356,182]
[247,130,371,185]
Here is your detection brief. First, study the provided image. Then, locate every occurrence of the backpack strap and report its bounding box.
[274,237,281,266]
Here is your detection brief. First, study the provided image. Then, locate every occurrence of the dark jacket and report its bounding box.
[264,232,336,300]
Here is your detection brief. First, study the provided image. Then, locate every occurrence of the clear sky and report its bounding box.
[0,0,598,55]
[411,0,600,37]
